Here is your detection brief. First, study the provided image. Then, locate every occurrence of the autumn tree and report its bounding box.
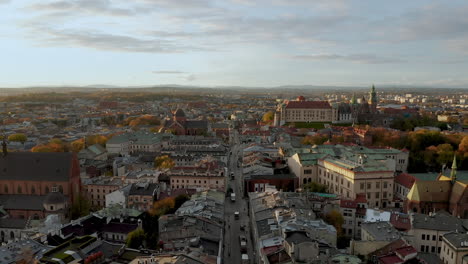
[325,210,344,236]
[150,197,176,216]
[71,138,85,152]
[154,155,175,170]
[460,136,468,153]
[262,111,275,123]
[8,133,27,143]
[302,134,328,145]
[126,228,146,249]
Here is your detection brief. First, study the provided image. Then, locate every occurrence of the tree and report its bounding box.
[126,228,146,249]
[460,136,468,153]
[302,134,328,145]
[174,194,190,209]
[154,155,175,170]
[71,194,92,220]
[262,111,275,123]
[303,182,328,193]
[150,197,176,216]
[71,138,85,152]
[8,133,27,144]
[325,210,344,236]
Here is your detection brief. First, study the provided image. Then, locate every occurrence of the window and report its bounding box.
[4,185,8,193]
[360,183,364,190]
[421,245,425,252]
[375,192,380,198]
[17,186,22,194]
[304,170,312,174]
[422,234,425,240]
[383,192,387,198]
[367,183,371,189]
[384,182,388,188]
[58,185,63,193]
[431,246,435,253]
[433,235,436,241]
[367,193,371,199]
[376,182,380,189]
[31,186,35,194]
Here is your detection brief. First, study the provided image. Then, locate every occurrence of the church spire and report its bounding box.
[451,155,457,183]
[351,93,357,104]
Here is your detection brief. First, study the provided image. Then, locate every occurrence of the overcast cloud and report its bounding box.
[1,0,468,87]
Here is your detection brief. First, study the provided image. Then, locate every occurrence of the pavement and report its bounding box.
[223,131,254,264]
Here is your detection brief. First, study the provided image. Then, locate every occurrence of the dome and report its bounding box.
[174,108,186,117]
[43,191,66,208]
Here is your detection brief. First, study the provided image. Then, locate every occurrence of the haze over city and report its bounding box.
[1,0,468,88]
[1,1,468,264]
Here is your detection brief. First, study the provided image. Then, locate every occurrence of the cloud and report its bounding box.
[186,74,196,81]
[152,71,186,74]
[293,53,405,64]
[23,25,197,53]
[27,0,137,16]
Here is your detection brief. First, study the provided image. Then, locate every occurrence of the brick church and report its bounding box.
[160,108,210,136]
[0,151,81,220]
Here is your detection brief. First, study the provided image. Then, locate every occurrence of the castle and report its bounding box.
[274,85,393,126]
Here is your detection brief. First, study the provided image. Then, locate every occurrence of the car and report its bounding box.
[239,234,247,252]
[234,211,240,219]
[240,224,246,231]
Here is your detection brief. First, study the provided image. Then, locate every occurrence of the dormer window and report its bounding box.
[52,186,58,193]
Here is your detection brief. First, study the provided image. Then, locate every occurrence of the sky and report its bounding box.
[1,0,468,88]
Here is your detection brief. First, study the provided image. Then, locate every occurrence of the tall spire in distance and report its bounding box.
[351,93,357,104]
[451,155,457,183]
[369,84,377,113]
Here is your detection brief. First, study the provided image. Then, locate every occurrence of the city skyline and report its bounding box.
[2,0,468,88]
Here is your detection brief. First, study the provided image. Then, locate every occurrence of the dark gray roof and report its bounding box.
[361,221,401,241]
[0,218,28,229]
[102,222,138,234]
[0,152,74,181]
[412,211,465,232]
[417,253,444,264]
[285,231,314,245]
[443,232,468,248]
[0,195,46,210]
[128,183,158,196]
[44,191,66,205]
[185,120,208,129]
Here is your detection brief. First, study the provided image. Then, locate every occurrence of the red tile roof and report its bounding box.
[285,101,331,109]
[378,255,404,264]
[340,199,357,209]
[390,212,411,231]
[394,173,416,189]
[395,246,417,259]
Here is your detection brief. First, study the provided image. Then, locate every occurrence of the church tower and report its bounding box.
[451,155,457,183]
[369,84,377,113]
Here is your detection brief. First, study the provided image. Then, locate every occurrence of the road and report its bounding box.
[223,130,254,263]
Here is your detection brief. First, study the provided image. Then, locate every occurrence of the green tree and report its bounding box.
[8,133,27,143]
[71,194,92,220]
[154,155,175,170]
[302,134,328,145]
[126,228,146,249]
[303,182,328,193]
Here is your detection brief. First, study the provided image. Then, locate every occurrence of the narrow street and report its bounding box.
[223,131,254,263]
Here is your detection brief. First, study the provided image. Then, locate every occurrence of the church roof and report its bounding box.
[285,101,331,109]
[407,180,452,202]
[174,108,186,117]
[0,152,74,182]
